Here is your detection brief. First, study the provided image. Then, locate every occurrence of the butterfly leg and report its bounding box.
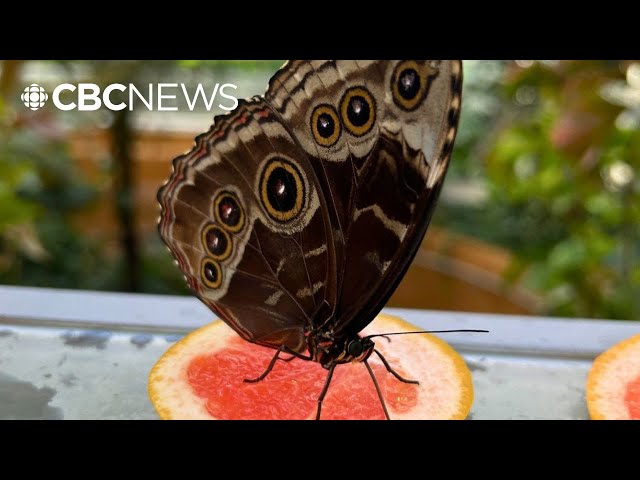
[244,346,285,383]
[364,360,391,420]
[282,346,313,361]
[244,346,313,383]
[315,363,337,420]
[374,349,419,385]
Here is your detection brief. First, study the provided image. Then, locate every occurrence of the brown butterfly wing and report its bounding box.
[158,98,336,352]
[266,60,463,336]
[159,60,462,351]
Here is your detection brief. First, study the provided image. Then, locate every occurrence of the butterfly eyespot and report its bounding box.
[391,60,440,111]
[339,86,376,137]
[201,259,222,289]
[311,104,341,147]
[397,68,420,101]
[259,157,306,223]
[201,224,232,261]
[214,192,245,233]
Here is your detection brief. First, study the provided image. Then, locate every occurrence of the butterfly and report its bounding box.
[157,60,478,419]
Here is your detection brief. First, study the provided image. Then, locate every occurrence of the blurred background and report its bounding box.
[0,60,638,320]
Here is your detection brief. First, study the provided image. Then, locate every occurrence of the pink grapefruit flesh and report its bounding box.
[587,333,640,420]
[149,314,474,420]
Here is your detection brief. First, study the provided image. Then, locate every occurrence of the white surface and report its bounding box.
[1,285,639,356]
[1,285,639,420]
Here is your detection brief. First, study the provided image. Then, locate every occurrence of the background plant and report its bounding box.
[1,60,638,320]
[434,60,640,319]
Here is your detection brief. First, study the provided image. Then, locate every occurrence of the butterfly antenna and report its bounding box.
[364,329,489,340]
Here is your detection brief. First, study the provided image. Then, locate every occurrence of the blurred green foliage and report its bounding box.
[0,95,112,288]
[435,60,640,319]
[1,60,639,320]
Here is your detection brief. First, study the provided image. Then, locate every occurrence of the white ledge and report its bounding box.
[1,284,639,358]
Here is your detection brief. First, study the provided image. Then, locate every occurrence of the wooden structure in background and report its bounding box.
[388,228,540,315]
[68,128,540,315]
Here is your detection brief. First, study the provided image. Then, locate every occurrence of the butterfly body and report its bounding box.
[158,60,463,416]
[303,326,375,367]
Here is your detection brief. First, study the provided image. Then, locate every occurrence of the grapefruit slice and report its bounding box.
[149,314,474,420]
[587,334,640,420]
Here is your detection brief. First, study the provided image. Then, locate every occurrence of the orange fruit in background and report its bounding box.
[149,314,474,420]
[587,334,640,420]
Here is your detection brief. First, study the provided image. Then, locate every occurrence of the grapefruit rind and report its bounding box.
[586,333,640,420]
[149,313,474,420]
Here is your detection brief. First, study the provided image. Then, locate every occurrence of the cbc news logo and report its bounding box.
[21,84,49,111]
[19,82,238,112]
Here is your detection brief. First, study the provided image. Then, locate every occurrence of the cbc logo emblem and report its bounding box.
[18,82,239,112]
[21,84,49,111]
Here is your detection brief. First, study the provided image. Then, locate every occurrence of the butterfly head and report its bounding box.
[345,337,375,363]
